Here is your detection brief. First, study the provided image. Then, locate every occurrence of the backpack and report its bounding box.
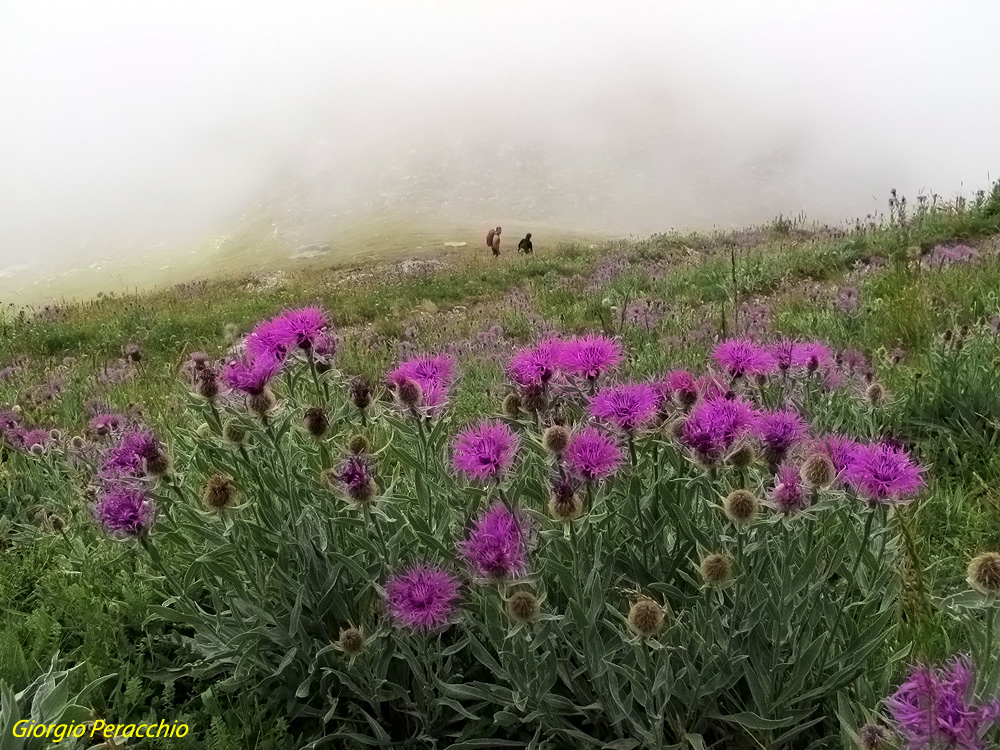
[486,228,496,248]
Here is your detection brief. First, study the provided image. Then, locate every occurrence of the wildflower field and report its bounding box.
[3,188,1000,749]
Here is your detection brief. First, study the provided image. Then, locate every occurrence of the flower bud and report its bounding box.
[303,406,330,438]
[542,425,570,455]
[522,384,547,413]
[396,379,422,408]
[203,474,237,512]
[70,435,86,450]
[248,387,277,416]
[723,489,758,529]
[224,423,246,445]
[800,453,836,490]
[502,392,522,418]
[627,597,665,638]
[865,382,887,407]
[350,379,372,410]
[857,723,894,750]
[726,441,756,469]
[337,627,366,656]
[347,434,372,454]
[967,552,1000,596]
[700,553,734,588]
[506,591,540,623]
[548,478,582,521]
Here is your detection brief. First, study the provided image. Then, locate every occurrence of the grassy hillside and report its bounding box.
[2,183,1000,748]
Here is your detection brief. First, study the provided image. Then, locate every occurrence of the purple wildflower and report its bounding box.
[844,442,926,505]
[508,338,565,387]
[335,454,377,504]
[562,335,624,381]
[814,434,862,480]
[451,420,519,482]
[713,339,777,379]
[564,427,624,482]
[754,408,809,466]
[886,656,1000,750]
[89,413,124,437]
[795,341,834,373]
[666,369,699,408]
[770,464,810,513]
[244,306,330,359]
[681,396,760,466]
[589,382,661,432]
[19,428,52,451]
[100,430,167,481]
[387,353,455,415]
[223,353,283,396]
[93,486,155,537]
[458,504,528,579]
[385,564,461,632]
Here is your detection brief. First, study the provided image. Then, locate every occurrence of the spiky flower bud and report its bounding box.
[224,423,246,445]
[865,382,887,407]
[196,422,211,438]
[726,441,757,469]
[628,597,665,638]
[29,444,44,456]
[668,417,687,443]
[506,591,540,623]
[350,378,372,410]
[303,406,330,437]
[522,384,547,413]
[70,435,86,450]
[44,512,66,532]
[700,553,734,588]
[723,489,758,529]
[548,478,582,521]
[124,343,142,362]
[502,392,522,418]
[48,429,62,441]
[857,723,894,750]
[542,425,570,455]
[144,442,170,476]
[196,369,219,401]
[248,387,277,416]
[967,552,1000,596]
[337,627,366,656]
[396,378,422,408]
[347,434,372,454]
[800,452,836,490]
[203,474,237,512]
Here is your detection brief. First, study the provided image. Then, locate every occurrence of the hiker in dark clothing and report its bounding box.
[487,226,502,258]
[517,233,533,254]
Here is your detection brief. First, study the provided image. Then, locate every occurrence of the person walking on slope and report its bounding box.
[486,226,502,258]
[517,233,533,254]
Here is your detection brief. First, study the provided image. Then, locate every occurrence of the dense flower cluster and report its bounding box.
[385,564,461,632]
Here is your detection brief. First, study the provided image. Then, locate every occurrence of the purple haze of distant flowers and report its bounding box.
[886,656,1000,750]
[458,504,527,579]
[754,408,809,460]
[589,382,661,432]
[844,442,926,505]
[681,396,760,464]
[713,339,777,379]
[562,335,624,381]
[100,430,162,481]
[93,486,155,537]
[771,464,810,513]
[508,338,565,387]
[564,427,624,482]
[451,420,519,482]
[385,564,461,632]
[930,243,979,268]
[223,353,283,396]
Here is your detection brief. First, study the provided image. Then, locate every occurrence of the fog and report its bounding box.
[2,1,999,300]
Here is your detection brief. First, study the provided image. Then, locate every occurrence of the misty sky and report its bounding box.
[2,1,999,282]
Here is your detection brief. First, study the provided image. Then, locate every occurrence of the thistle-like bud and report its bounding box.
[502,392,522,419]
[396,378,422,409]
[70,435,86,450]
[673,388,698,411]
[125,343,142,363]
[347,434,372,454]
[44,512,67,532]
[864,382,887,407]
[29,444,44,456]
[542,425,570,456]
[196,368,219,401]
[224,423,246,445]
[522,384,547,413]
[506,591,540,623]
[627,597,665,638]
[800,453,836,490]
[723,489,758,529]
[248,387,277,417]
[857,723,894,750]
[144,442,170,477]
[337,627,366,656]
[48,429,62,441]
[303,406,330,438]
[700,553,734,588]
[350,378,372,410]
[203,474,237,512]
[726,441,756,469]
[967,552,1000,596]
[548,477,582,521]
[196,422,211,438]
[668,417,687,443]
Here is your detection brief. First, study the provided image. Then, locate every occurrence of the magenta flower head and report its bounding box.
[754,408,809,466]
[93,486,155,537]
[844,442,927,506]
[458,504,528,580]
[387,353,455,416]
[814,434,861,478]
[101,429,169,480]
[681,396,760,467]
[589,382,661,432]
[795,341,833,373]
[562,335,624,381]
[665,369,699,409]
[770,340,799,372]
[886,656,1000,750]
[223,353,283,396]
[245,306,330,359]
[508,337,565,387]
[385,564,461,632]
[451,420,519,483]
[20,428,52,452]
[89,413,124,437]
[770,464,810,514]
[564,427,625,482]
[713,339,777,380]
